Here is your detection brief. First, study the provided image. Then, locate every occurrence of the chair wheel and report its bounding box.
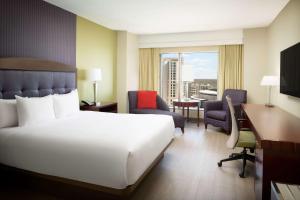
[217,162,222,167]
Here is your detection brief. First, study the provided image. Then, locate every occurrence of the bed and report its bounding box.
[0,58,174,199]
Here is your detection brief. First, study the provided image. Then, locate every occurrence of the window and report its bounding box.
[160,52,218,106]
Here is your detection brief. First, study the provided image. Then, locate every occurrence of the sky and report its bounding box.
[161,52,218,79]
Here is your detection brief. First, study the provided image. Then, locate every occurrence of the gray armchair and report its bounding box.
[204,89,247,134]
[128,91,185,133]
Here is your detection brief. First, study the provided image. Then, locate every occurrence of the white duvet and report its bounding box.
[0,111,174,189]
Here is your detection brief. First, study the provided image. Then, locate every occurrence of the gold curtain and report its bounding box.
[139,48,160,91]
[218,45,244,98]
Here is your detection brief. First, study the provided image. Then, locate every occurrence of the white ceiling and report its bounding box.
[45,0,289,34]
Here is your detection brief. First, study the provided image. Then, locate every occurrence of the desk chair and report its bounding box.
[217,96,256,178]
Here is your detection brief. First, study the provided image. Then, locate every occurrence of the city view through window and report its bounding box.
[160,52,218,106]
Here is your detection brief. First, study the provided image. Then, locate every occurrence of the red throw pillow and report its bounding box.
[137,91,157,109]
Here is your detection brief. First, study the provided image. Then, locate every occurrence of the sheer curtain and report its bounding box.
[218,45,244,98]
[139,48,160,91]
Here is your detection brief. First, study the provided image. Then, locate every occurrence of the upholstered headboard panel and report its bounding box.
[0,58,76,99]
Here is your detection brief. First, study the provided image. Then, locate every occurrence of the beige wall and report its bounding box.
[117,31,139,113]
[243,0,300,117]
[138,29,243,48]
[117,31,128,113]
[76,0,299,117]
[243,28,268,104]
[266,0,300,117]
[126,33,139,91]
[76,16,117,103]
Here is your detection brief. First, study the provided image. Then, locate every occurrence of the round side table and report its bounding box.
[173,99,201,127]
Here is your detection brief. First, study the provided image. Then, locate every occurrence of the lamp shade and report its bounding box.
[260,76,279,86]
[85,68,102,82]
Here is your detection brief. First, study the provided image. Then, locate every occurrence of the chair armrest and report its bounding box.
[204,100,223,112]
[233,104,243,118]
[157,95,170,111]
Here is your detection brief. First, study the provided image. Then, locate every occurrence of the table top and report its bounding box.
[173,98,206,103]
[96,102,117,108]
[242,104,300,145]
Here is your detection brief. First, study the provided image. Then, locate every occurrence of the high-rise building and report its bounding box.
[163,58,179,105]
[189,82,200,97]
[183,81,188,98]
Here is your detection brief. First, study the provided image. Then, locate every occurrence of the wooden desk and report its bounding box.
[242,104,300,200]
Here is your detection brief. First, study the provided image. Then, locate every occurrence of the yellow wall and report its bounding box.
[76,16,117,102]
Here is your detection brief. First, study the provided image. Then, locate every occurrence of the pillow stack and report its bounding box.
[16,95,56,127]
[0,90,80,128]
[53,90,79,118]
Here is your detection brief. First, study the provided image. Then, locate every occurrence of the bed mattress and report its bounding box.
[0,111,174,189]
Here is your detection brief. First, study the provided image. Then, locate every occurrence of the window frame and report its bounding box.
[159,50,219,106]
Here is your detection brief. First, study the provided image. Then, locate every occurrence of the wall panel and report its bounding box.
[0,0,76,66]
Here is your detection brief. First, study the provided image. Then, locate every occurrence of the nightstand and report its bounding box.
[80,102,118,113]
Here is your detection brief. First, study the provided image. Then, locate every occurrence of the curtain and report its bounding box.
[218,44,244,98]
[139,48,160,91]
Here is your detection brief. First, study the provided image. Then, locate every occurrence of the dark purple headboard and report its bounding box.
[0,58,76,99]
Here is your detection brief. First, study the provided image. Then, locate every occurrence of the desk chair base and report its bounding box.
[217,148,255,178]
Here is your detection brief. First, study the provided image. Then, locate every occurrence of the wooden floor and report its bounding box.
[0,122,255,200]
[130,122,255,200]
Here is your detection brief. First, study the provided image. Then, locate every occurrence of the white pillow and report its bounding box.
[52,90,80,118]
[0,99,18,128]
[16,95,56,127]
